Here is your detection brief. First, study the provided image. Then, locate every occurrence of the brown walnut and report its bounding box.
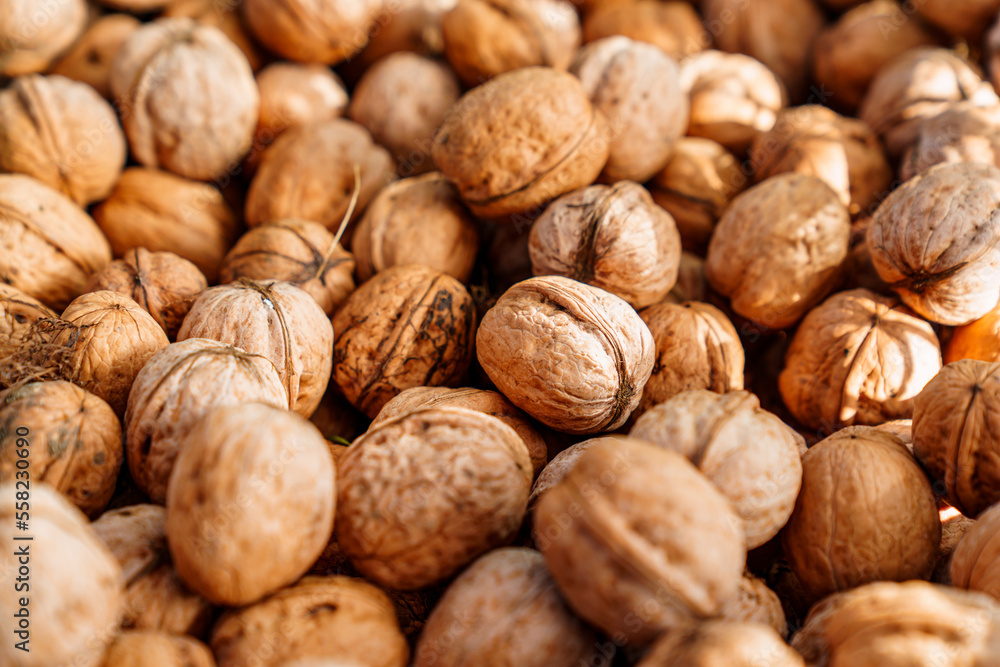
[583,1,707,61]
[162,0,270,73]
[527,437,605,510]
[350,0,456,70]
[242,0,383,65]
[721,573,788,638]
[637,621,804,667]
[0,283,56,361]
[915,0,1000,40]
[900,102,1000,182]
[947,300,1000,364]
[0,0,87,77]
[951,501,1000,600]
[102,631,216,667]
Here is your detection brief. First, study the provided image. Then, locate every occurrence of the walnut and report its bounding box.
[351,173,479,283]
[95,0,178,10]
[721,573,788,638]
[535,437,746,644]
[442,0,580,86]
[332,265,476,418]
[935,511,976,585]
[636,621,804,667]
[432,66,610,219]
[337,407,531,589]
[0,381,121,517]
[782,426,941,600]
[51,14,140,99]
[162,0,269,73]
[859,47,998,157]
[583,1,707,61]
[750,105,893,216]
[166,403,335,606]
[813,0,944,112]
[647,138,749,253]
[947,300,1000,364]
[351,0,456,70]
[705,173,851,329]
[124,338,288,504]
[86,249,207,340]
[951,502,1000,598]
[0,0,87,77]
[681,50,787,155]
[900,102,1000,181]
[635,302,744,415]
[528,181,681,309]
[867,162,1000,325]
[210,576,409,667]
[915,0,1000,40]
[477,275,654,433]
[875,418,914,450]
[220,220,355,317]
[527,437,606,510]
[0,483,122,667]
[245,119,396,232]
[92,505,214,636]
[372,386,548,477]
[93,167,238,283]
[779,289,942,430]
[178,280,332,417]
[413,548,602,666]
[0,174,111,311]
[242,0,383,65]
[102,631,215,667]
[110,18,259,181]
[0,283,56,361]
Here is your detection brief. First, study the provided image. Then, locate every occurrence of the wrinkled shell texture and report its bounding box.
[900,103,1000,182]
[913,359,1000,518]
[219,219,355,317]
[636,301,744,415]
[529,181,681,309]
[535,438,745,644]
[947,301,1000,364]
[0,173,111,311]
[706,173,850,329]
[721,574,788,638]
[332,265,476,419]
[570,36,687,183]
[867,162,1000,325]
[630,390,803,549]
[352,0,456,68]
[0,283,56,360]
[254,62,349,147]
[243,0,383,64]
[528,437,604,509]
[125,338,288,504]
[413,548,600,667]
[86,248,208,339]
[782,427,941,600]
[477,275,655,434]
[162,0,269,72]
[178,279,333,417]
[637,620,804,667]
[210,576,409,667]
[0,0,87,77]
[50,14,141,99]
[110,18,259,181]
[779,288,942,430]
[92,504,213,636]
[0,381,121,517]
[0,484,123,667]
[583,1,707,61]
[93,167,238,283]
[352,173,479,283]
[166,404,335,606]
[337,407,532,590]
[0,74,126,205]
[951,501,1000,601]
[102,632,216,667]
[432,66,610,218]
[246,119,395,231]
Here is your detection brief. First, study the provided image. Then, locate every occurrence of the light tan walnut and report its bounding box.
[636,621,803,667]
[0,0,87,77]
[583,1,707,61]
[162,0,269,73]
[721,573,788,639]
[242,0,383,65]
[102,631,215,667]
[900,103,1000,182]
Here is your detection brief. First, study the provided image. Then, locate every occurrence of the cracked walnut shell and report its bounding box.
[0,283,56,361]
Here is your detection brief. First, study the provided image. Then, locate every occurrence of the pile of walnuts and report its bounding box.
[7,0,1000,665]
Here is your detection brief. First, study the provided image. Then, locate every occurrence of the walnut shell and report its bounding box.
[413,548,602,666]
[242,0,382,65]
[102,631,215,667]
[950,502,1000,600]
[432,66,610,219]
[86,248,207,340]
[0,0,87,77]
[219,219,355,317]
[647,138,749,253]
[779,289,942,430]
[915,0,1000,40]
[750,104,893,216]
[178,279,333,417]
[0,173,112,311]
[350,0,456,70]
[0,283,56,361]
[900,102,1000,181]
[372,386,548,477]
[947,300,1000,364]
[110,18,259,181]
[527,437,604,510]
[721,573,788,639]
[782,426,941,600]
[337,407,531,589]
[631,390,803,549]
[162,0,269,73]
[442,0,580,87]
[351,173,479,283]
[583,1,707,61]
[706,173,851,330]
[166,403,335,606]
[93,167,238,283]
[0,483,123,667]
[637,621,803,667]
[92,505,214,636]
[210,576,409,667]
[478,275,655,434]
[332,265,476,418]
[535,437,746,644]
[245,118,396,232]
[124,338,288,504]
[95,0,177,10]
[681,50,787,155]
[635,301,744,415]
[867,161,1000,325]
[875,418,914,450]
[0,381,121,517]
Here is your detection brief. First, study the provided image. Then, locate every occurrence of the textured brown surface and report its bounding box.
[102,631,216,667]
[721,573,788,639]
[254,62,348,155]
[951,502,1000,599]
[527,436,607,510]
[915,0,1000,40]
[947,300,1000,364]
[242,0,382,65]
[583,1,707,60]
[0,283,56,361]
[901,103,1000,181]
[162,0,269,73]
[0,0,87,77]
[637,620,803,667]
